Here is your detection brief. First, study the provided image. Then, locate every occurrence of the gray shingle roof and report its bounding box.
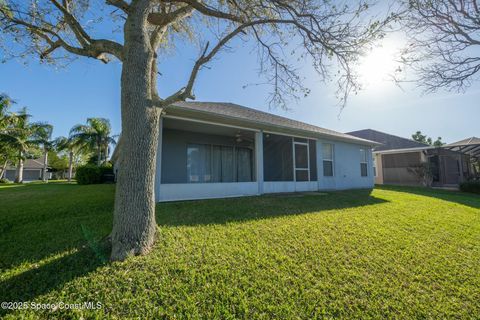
[170,101,377,145]
[6,158,46,170]
[445,137,480,147]
[445,137,480,158]
[346,129,429,151]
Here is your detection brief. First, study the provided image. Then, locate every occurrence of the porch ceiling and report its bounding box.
[163,117,255,139]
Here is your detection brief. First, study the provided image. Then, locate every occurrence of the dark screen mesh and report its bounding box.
[263,133,294,181]
[309,140,317,180]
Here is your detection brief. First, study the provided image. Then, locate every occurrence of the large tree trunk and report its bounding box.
[68,151,73,182]
[15,154,23,183]
[42,149,48,182]
[111,2,161,261]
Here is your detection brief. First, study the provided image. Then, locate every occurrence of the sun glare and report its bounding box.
[357,38,402,89]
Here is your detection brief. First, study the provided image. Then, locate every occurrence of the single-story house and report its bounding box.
[347,129,475,187]
[113,102,379,202]
[3,158,51,182]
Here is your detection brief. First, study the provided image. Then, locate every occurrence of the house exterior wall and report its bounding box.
[4,169,42,181]
[155,121,375,202]
[374,153,384,184]
[316,139,375,191]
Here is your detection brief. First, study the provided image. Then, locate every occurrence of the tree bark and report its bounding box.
[15,154,23,183]
[68,151,73,182]
[42,149,48,182]
[111,1,161,261]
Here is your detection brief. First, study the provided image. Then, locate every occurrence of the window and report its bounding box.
[373,157,377,177]
[322,143,334,177]
[360,148,368,177]
[187,143,253,183]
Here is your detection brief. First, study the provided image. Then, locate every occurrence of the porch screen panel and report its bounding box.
[221,146,234,182]
[211,146,234,182]
[309,140,317,181]
[263,133,294,181]
[237,147,253,182]
[188,143,252,183]
[187,144,211,182]
[295,144,308,168]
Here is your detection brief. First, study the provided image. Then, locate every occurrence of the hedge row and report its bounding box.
[75,164,114,185]
[459,181,480,195]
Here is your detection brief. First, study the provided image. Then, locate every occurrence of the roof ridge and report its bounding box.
[348,129,430,146]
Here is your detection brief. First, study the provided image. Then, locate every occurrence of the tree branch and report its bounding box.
[170,0,244,23]
[105,0,130,14]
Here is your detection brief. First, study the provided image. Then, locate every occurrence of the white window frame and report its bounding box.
[360,148,368,177]
[292,138,310,182]
[372,156,377,177]
[322,143,335,177]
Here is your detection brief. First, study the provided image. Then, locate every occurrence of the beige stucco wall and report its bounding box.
[374,153,383,184]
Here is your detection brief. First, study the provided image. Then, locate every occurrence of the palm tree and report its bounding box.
[32,123,54,182]
[2,108,46,183]
[0,94,16,178]
[70,118,116,166]
[55,135,85,182]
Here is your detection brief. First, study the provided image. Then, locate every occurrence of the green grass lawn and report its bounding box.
[0,183,479,319]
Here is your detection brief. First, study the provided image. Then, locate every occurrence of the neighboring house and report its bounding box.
[348,129,474,187]
[445,137,480,180]
[4,158,51,182]
[113,102,379,202]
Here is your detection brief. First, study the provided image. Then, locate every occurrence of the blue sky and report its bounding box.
[1,31,479,144]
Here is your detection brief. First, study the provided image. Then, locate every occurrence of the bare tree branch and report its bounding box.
[106,0,131,14]
[402,0,480,92]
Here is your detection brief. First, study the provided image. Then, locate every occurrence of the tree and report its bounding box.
[412,131,432,145]
[55,135,87,182]
[70,118,116,166]
[432,137,444,147]
[47,150,69,178]
[0,0,391,260]
[0,94,17,178]
[1,108,45,183]
[412,131,445,147]
[32,123,54,182]
[402,0,480,92]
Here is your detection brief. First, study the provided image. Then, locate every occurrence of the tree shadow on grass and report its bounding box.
[0,242,109,317]
[156,189,389,227]
[376,185,480,209]
[0,183,114,280]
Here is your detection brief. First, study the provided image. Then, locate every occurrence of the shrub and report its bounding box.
[76,164,102,185]
[459,181,480,194]
[75,164,116,185]
[0,178,11,184]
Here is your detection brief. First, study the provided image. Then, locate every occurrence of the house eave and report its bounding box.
[165,105,380,147]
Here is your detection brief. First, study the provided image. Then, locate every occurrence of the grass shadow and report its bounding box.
[0,243,108,317]
[157,189,389,227]
[376,185,480,209]
[0,183,114,276]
